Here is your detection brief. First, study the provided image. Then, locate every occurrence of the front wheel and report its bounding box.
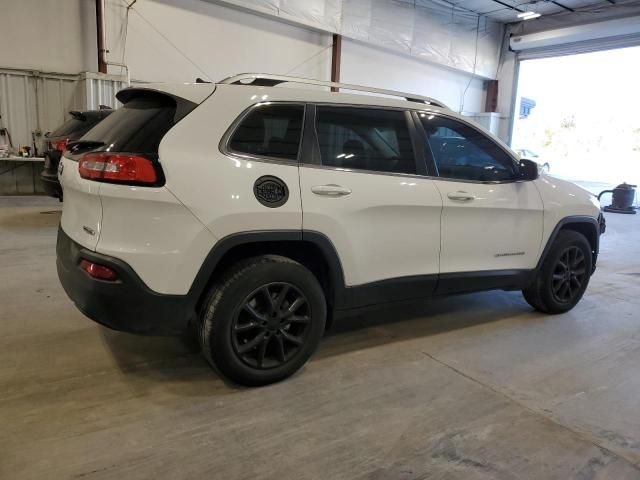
[199,255,326,386]
[523,230,592,314]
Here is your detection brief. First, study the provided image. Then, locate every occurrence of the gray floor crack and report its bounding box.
[419,349,640,469]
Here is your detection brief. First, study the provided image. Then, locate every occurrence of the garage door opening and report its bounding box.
[512,46,640,197]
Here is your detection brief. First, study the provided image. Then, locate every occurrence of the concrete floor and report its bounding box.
[1,196,640,480]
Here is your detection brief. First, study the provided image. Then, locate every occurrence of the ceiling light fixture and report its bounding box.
[517,11,541,20]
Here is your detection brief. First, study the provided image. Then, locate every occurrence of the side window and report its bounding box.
[315,107,416,175]
[421,115,517,182]
[229,104,304,161]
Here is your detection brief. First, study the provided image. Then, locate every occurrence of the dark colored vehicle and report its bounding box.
[42,108,113,199]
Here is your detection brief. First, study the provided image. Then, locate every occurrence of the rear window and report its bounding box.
[50,116,97,139]
[80,95,177,154]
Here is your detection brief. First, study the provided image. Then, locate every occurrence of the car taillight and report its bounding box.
[51,138,69,152]
[79,259,118,281]
[78,152,158,184]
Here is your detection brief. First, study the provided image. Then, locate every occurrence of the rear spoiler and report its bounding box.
[69,111,87,121]
[115,86,215,124]
[116,84,215,105]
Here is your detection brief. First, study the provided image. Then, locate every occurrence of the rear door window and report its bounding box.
[228,104,304,161]
[315,107,416,175]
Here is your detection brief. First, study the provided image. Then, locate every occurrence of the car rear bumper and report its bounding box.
[56,226,194,335]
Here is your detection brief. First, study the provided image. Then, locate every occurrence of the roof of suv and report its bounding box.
[219,73,449,108]
[117,73,450,113]
[114,74,521,157]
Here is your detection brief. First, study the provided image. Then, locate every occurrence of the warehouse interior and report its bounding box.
[1,0,640,478]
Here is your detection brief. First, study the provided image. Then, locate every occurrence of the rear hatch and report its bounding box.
[44,111,110,174]
[58,85,213,250]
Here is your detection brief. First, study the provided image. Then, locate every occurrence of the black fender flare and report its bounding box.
[186,230,347,309]
[535,215,600,273]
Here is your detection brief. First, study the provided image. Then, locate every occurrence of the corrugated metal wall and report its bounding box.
[80,72,127,110]
[0,69,125,153]
[0,68,125,195]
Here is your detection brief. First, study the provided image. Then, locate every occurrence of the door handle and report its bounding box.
[447,191,476,202]
[311,184,352,197]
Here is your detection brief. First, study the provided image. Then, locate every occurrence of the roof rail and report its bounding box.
[219,73,449,109]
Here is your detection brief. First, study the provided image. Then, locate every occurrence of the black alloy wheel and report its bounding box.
[551,246,587,304]
[522,230,593,314]
[199,255,326,386]
[232,282,311,369]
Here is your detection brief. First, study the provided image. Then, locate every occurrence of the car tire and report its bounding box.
[523,230,592,314]
[199,255,326,386]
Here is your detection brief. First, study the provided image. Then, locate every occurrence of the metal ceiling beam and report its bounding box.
[437,0,485,18]
[489,0,525,13]
[549,0,576,12]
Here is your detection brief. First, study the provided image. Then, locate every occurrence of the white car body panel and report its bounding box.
[58,155,102,250]
[158,86,304,239]
[58,81,601,299]
[435,179,544,273]
[59,155,216,295]
[535,175,601,254]
[300,168,442,286]
[95,182,217,295]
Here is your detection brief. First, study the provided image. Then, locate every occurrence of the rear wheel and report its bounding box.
[523,230,592,314]
[199,255,326,386]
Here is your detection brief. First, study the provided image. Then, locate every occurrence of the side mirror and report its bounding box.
[518,159,539,181]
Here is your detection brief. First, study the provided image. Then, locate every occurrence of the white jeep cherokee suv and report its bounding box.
[56,74,604,386]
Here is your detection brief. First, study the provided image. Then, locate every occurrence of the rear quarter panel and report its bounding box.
[158,85,304,239]
[96,184,216,295]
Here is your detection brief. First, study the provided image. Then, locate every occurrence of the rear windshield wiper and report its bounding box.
[67,140,105,151]
[65,140,106,160]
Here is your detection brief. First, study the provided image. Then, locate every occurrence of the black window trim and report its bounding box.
[410,110,524,185]
[219,102,307,166]
[301,103,427,178]
[219,102,523,183]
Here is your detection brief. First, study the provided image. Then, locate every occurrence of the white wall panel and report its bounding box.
[0,0,492,152]
[0,0,96,74]
[279,0,342,32]
[103,0,332,83]
[208,0,504,79]
[341,39,486,113]
[369,0,415,53]
[412,5,453,66]
[99,0,489,112]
